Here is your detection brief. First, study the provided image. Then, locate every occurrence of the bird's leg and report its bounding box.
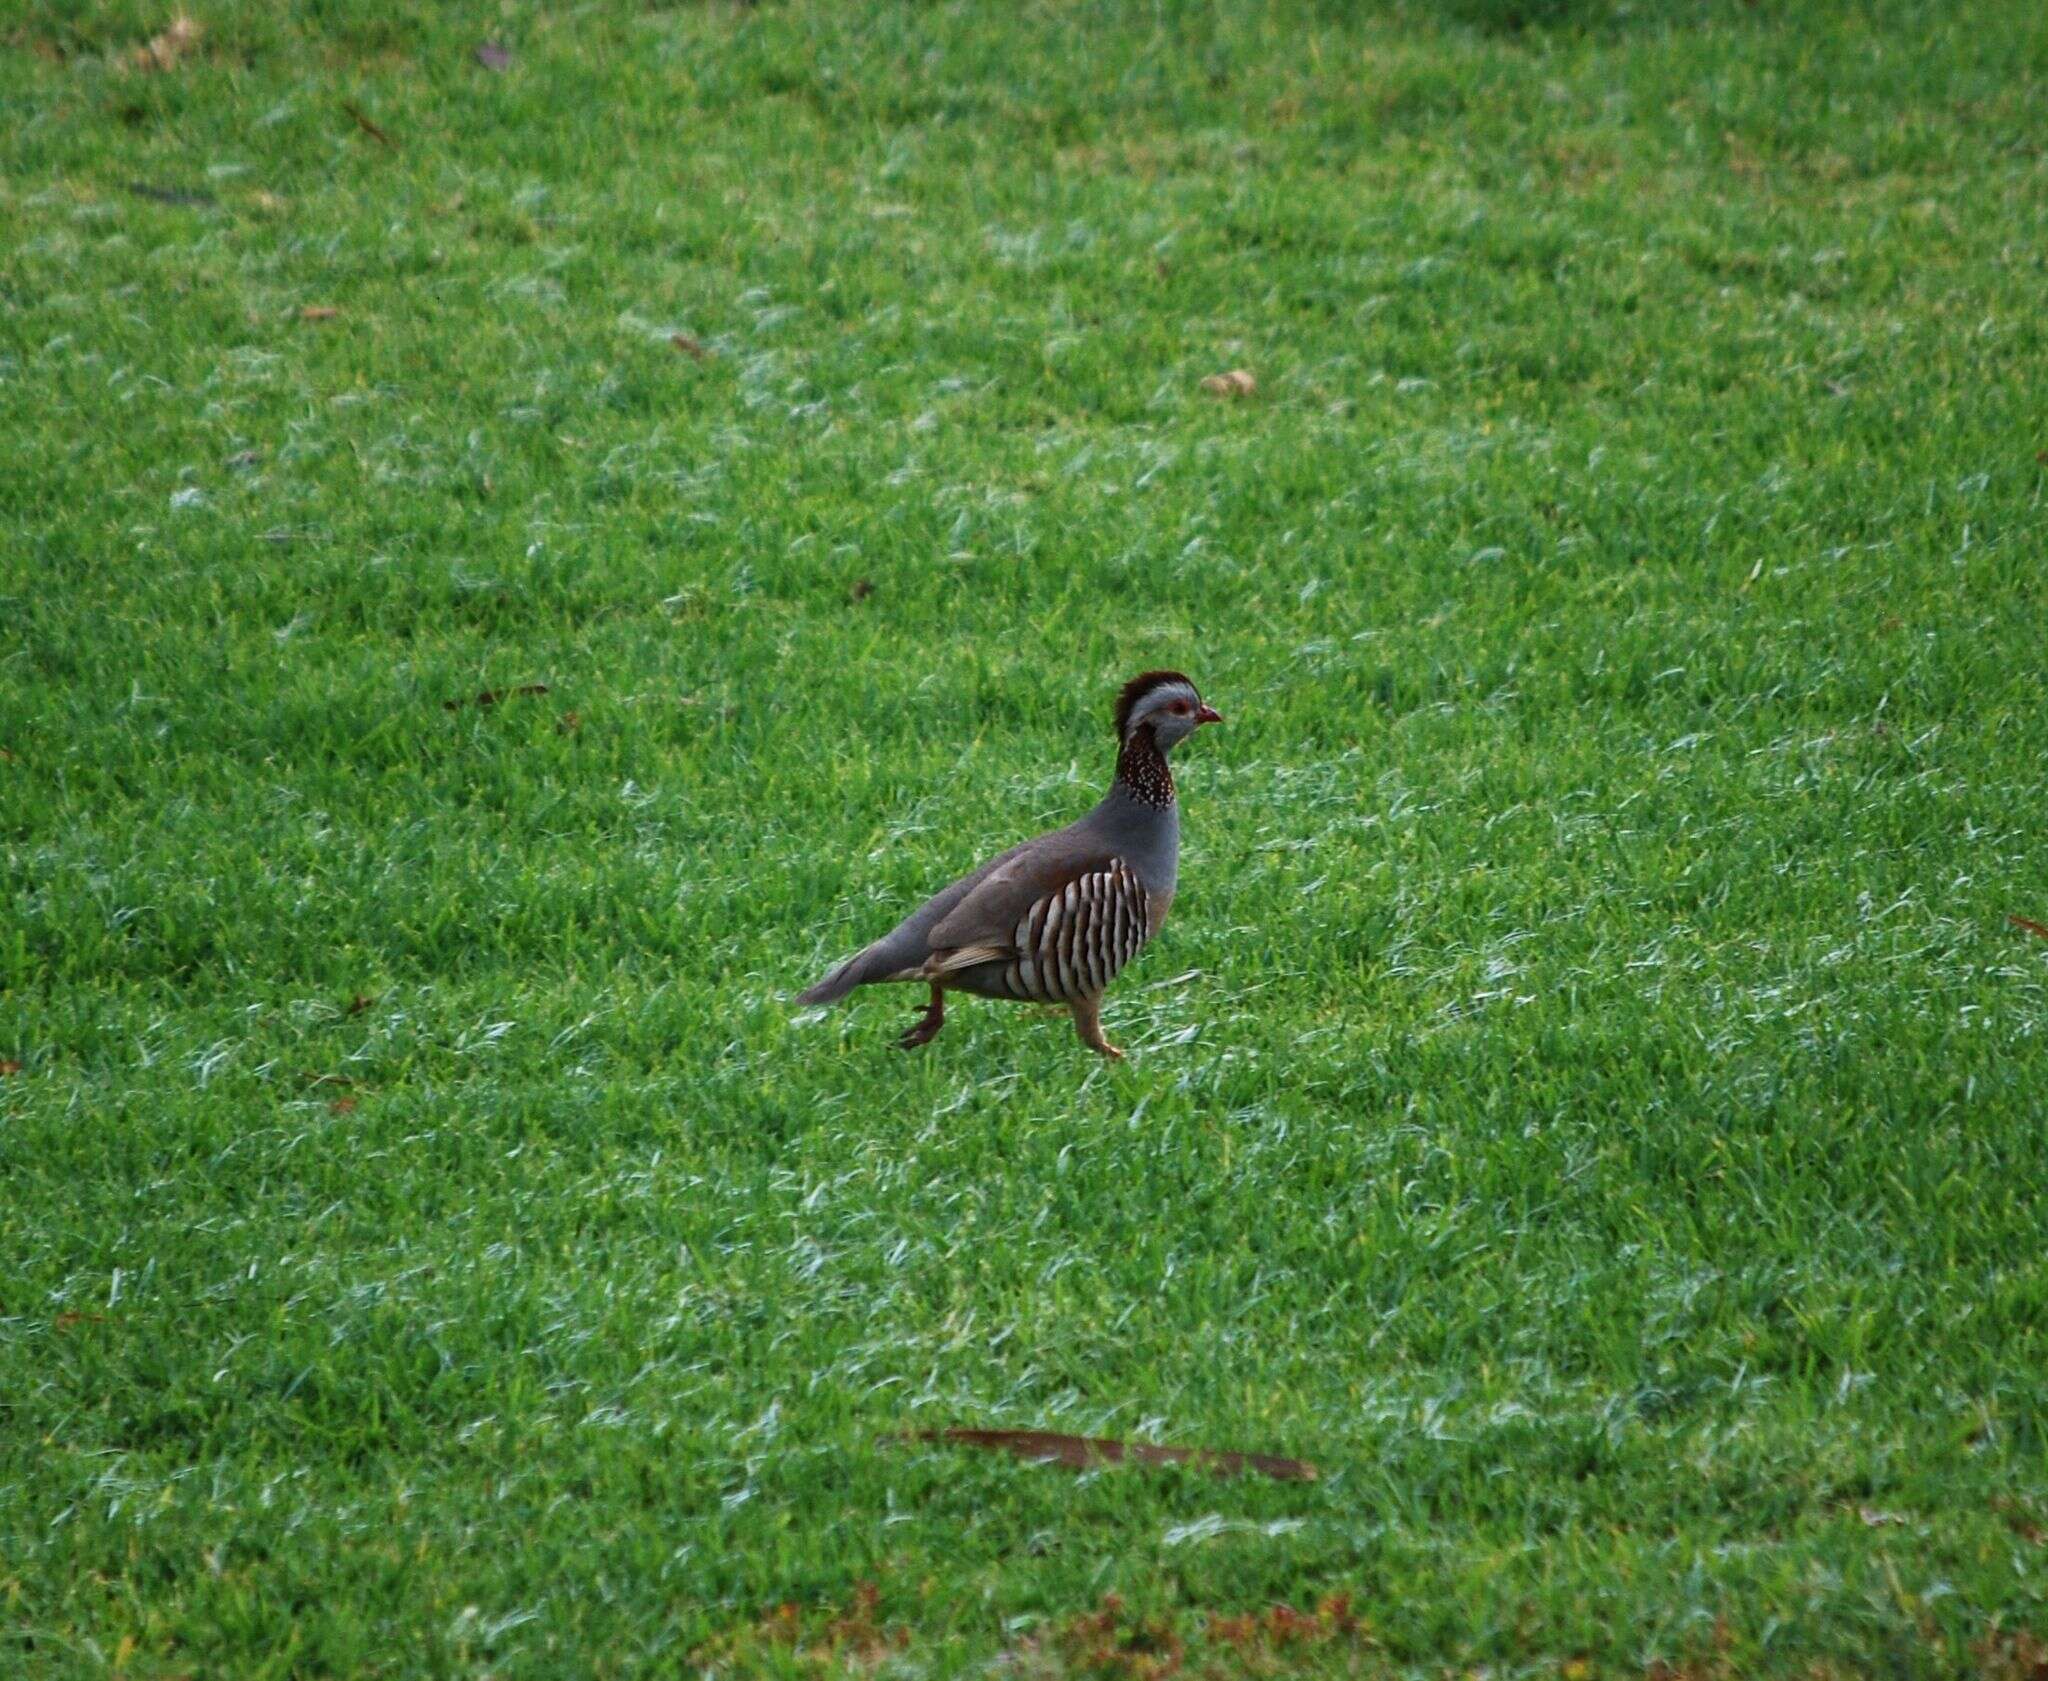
[1069,994,1125,1060]
[897,983,947,1050]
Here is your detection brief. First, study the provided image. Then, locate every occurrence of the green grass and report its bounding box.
[5,0,2048,1674]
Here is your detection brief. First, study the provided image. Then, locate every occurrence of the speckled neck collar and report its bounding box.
[1114,725,1175,809]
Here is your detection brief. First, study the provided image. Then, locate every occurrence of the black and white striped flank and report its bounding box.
[994,859,1151,1002]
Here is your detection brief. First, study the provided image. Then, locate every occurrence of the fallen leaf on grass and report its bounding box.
[130,13,200,72]
[2010,915,2048,942]
[346,993,376,1015]
[848,578,875,603]
[475,40,512,71]
[0,1059,21,1076]
[556,710,582,734]
[1995,1498,2047,1545]
[1974,1629,2048,1681]
[53,1312,107,1330]
[670,332,712,360]
[126,181,214,207]
[1207,1595,1365,1654]
[1010,1595,1370,1680]
[343,100,396,148]
[1200,368,1257,398]
[691,1583,906,1670]
[1041,1596,1183,1679]
[330,1097,358,1116]
[444,684,550,711]
[909,1427,1316,1482]
[298,305,341,322]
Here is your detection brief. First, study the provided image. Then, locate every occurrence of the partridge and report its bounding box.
[797,671,1223,1058]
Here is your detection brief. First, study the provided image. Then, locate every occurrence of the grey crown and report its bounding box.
[796,671,1222,1059]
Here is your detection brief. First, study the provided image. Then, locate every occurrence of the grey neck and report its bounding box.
[1095,728,1181,895]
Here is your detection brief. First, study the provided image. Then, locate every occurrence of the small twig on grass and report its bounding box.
[343,100,396,148]
[444,684,551,712]
[899,1427,1316,1482]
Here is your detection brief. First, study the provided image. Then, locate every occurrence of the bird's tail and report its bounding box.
[796,949,870,1007]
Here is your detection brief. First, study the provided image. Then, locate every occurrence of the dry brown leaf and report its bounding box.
[671,332,712,360]
[0,1059,21,1076]
[2011,915,2048,942]
[909,1427,1316,1482]
[556,710,582,734]
[53,1312,106,1330]
[1201,368,1257,398]
[1206,1594,1364,1655]
[1974,1629,2048,1681]
[299,305,340,322]
[1995,1498,2048,1545]
[130,13,200,73]
[1041,1595,1183,1680]
[330,1097,358,1116]
[346,993,376,1015]
[690,1583,907,1671]
[444,684,550,711]
[442,683,552,708]
[848,578,875,603]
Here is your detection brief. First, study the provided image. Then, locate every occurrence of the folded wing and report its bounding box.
[926,852,1152,1002]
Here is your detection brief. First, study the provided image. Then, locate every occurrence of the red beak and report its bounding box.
[1195,704,1223,725]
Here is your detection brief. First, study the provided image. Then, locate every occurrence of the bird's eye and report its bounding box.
[1171,700,1192,715]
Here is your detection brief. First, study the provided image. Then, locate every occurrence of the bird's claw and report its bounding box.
[897,1007,945,1051]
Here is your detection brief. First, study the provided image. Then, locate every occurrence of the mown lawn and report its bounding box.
[4,0,2047,1674]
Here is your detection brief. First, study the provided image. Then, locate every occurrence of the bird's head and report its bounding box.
[1113,669,1222,754]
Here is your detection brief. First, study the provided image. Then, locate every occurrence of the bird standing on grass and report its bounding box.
[796,671,1223,1058]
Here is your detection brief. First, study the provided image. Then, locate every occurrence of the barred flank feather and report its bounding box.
[993,860,1150,1003]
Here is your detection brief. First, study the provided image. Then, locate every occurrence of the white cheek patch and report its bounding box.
[1133,686,1199,733]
